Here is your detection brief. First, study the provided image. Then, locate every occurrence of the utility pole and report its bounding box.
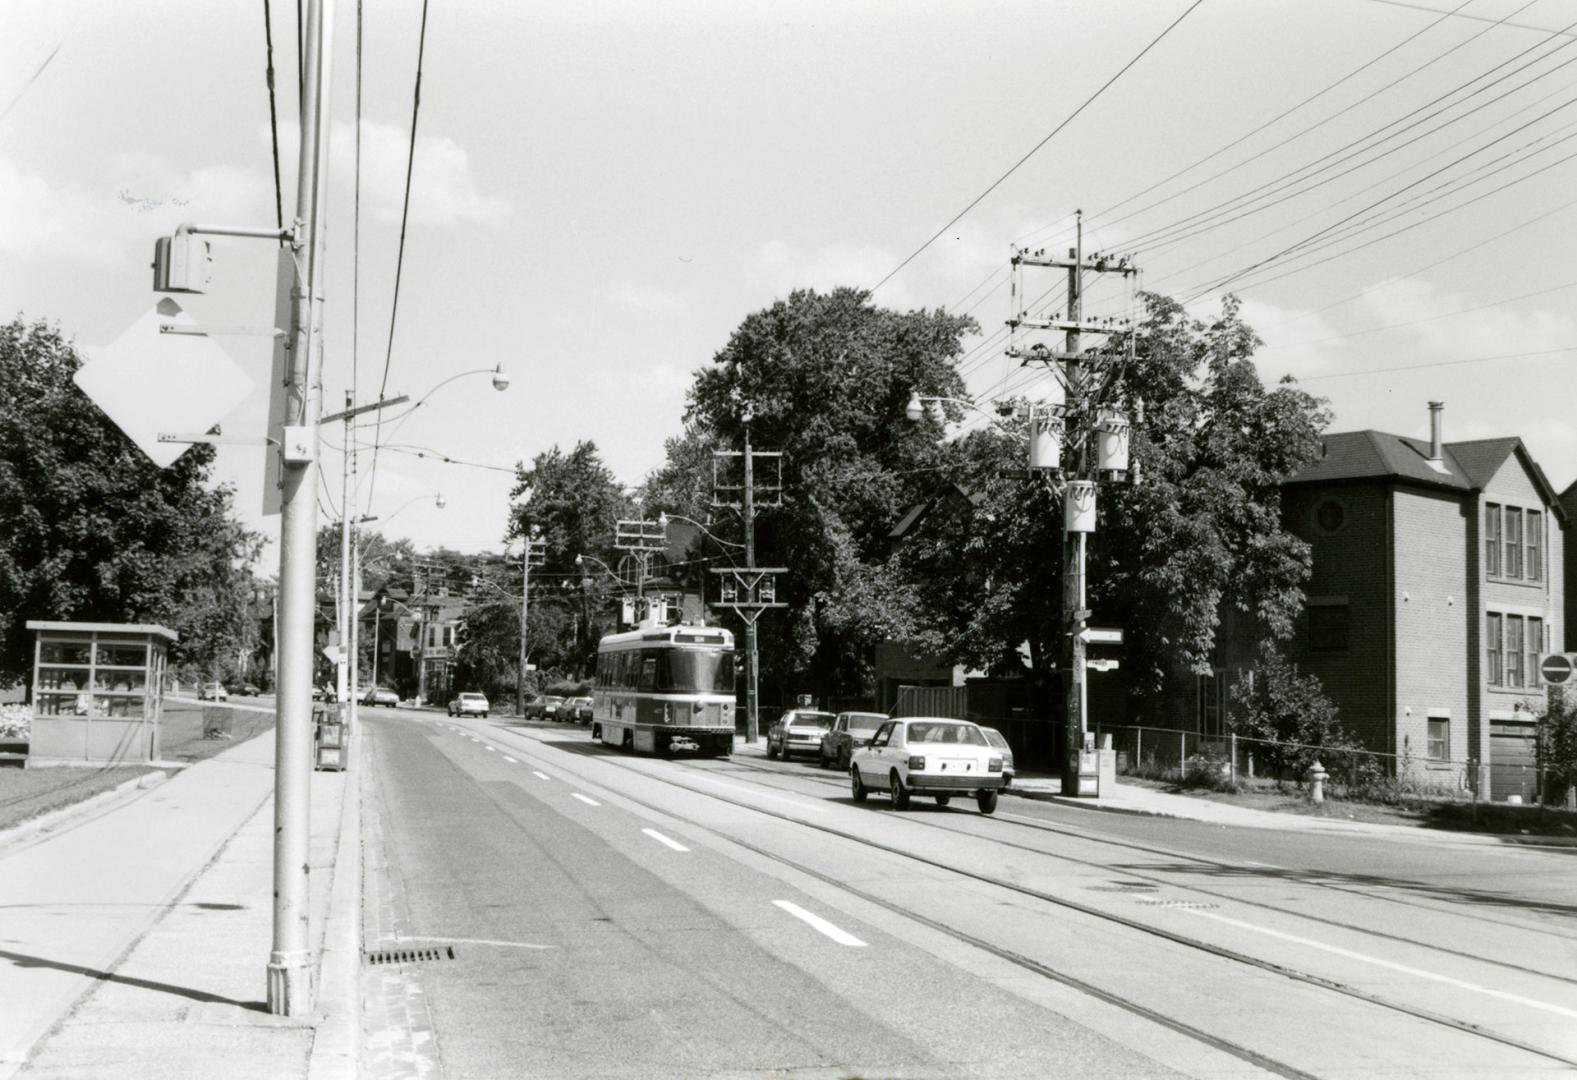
[615,518,667,622]
[1007,210,1138,798]
[711,410,784,743]
[269,0,334,1017]
[335,390,354,707]
[516,533,545,716]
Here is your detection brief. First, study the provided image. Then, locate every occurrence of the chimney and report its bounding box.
[1428,401,1444,463]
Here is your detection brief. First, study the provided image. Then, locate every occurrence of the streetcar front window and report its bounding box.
[666,649,735,693]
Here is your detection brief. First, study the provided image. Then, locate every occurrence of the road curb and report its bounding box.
[308,731,363,1080]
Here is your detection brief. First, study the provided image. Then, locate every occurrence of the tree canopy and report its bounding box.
[0,316,262,684]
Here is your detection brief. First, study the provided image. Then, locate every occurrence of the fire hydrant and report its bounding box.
[1308,759,1328,805]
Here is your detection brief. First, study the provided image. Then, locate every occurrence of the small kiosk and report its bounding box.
[26,620,177,765]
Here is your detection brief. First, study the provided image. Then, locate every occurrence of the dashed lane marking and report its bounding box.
[503,756,518,763]
[486,746,496,752]
[571,793,601,807]
[773,900,867,947]
[642,828,690,852]
[533,770,551,780]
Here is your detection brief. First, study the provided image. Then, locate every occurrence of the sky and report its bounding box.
[3,0,1574,569]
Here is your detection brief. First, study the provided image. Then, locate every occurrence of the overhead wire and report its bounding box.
[261,1,284,230]
[365,0,433,513]
[866,0,1204,295]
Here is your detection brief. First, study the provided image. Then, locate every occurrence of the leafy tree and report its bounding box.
[1537,688,1577,809]
[672,287,976,701]
[895,293,1330,721]
[0,316,262,684]
[1227,641,1345,776]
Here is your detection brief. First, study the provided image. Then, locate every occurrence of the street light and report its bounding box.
[575,553,624,589]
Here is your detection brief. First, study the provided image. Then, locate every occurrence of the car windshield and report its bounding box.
[460,694,485,702]
[844,713,886,733]
[544,696,564,704]
[788,712,835,730]
[980,728,1009,750]
[905,721,988,746]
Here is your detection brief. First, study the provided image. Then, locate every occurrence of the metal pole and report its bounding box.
[371,604,380,687]
[743,422,759,743]
[335,391,352,705]
[269,0,333,1017]
[348,531,360,733]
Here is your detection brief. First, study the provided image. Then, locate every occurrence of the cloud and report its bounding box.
[0,154,267,267]
[611,282,684,316]
[1355,276,1574,360]
[267,120,510,226]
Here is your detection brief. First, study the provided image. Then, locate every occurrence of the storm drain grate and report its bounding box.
[363,946,456,966]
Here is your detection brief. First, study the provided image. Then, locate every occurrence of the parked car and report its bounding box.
[525,694,565,720]
[978,725,1014,788]
[563,696,594,723]
[819,711,888,770]
[198,682,228,702]
[364,686,400,708]
[765,709,836,761]
[447,692,489,718]
[235,683,262,697]
[849,717,1006,814]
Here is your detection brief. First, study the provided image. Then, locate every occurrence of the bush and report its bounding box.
[1537,687,1577,808]
[0,703,30,740]
[1229,641,1359,778]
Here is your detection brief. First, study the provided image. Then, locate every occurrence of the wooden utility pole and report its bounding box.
[712,413,784,743]
[1007,210,1138,796]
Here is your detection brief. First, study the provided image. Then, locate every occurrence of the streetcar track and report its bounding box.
[706,751,1577,954]
[456,720,1577,1072]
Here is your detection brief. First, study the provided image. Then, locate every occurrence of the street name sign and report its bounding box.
[1081,627,1124,644]
[1087,658,1120,672]
[75,298,254,469]
[1540,653,1576,686]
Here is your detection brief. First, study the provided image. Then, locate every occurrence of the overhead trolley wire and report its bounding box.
[1367,0,1577,38]
[867,0,1204,295]
[366,0,432,511]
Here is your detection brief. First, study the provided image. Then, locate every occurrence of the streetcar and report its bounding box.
[591,624,736,756]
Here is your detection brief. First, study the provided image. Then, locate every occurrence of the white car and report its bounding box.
[977,725,1015,788]
[448,692,489,718]
[198,682,228,702]
[850,717,1006,814]
[765,709,835,761]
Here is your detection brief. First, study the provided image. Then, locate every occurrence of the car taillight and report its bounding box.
[908,755,926,770]
[988,756,1003,772]
[662,703,673,724]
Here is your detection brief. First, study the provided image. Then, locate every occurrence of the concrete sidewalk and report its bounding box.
[0,730,361,1080]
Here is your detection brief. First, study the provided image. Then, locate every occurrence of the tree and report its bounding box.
[0,316,262,684]
[671,287,977,701]
[1537,688,1577,809]
[1227,640,1345,776]
[894,292,1331,720]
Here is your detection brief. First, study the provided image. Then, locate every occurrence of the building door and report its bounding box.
[1490,717,1538,803]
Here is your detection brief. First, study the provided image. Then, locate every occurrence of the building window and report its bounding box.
[1528,617,1544,688]
[1485,504,1501,576]
[1309,604,1350,652]
[1197,669,1224,736]
[1427,715,1449,762]
[1504,508,1522,579]
[1506,615,1524,688]
[1487,613,1503,686]
[1315,500,1345,533]
[1527,511,1543,581]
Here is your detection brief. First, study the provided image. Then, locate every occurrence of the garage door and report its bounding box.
[1490,718,1538,803]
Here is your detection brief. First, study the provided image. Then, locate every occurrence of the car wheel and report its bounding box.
[977,789,999,815]
[851,767,868,803]
[935,795,951,807]
[766,740,778,760]
[890,771,910,810]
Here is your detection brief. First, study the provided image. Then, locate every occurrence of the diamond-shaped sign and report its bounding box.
[74,298,254,468]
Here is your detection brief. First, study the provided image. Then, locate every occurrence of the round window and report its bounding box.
[1315,500,1345,533]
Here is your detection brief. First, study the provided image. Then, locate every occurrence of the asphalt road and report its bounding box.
[359,709,1577,1079]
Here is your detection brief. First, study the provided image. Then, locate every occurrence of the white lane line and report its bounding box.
[1183,908,1577,1020]
[642,828,690,852]
[571,793,601,807]
[503,756,518,764]
[686,774,831,814]
[773,900,867,947]
[485,746,496,752]
[532,770,551,780]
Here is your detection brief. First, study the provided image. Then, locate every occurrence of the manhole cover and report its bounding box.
[364,946,456,966]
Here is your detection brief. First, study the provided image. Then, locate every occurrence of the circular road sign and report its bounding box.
[1541,653,1574,685]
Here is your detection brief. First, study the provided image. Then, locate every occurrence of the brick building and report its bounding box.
[1253,403,1567,799]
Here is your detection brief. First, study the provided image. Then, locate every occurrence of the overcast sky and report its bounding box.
[4,0,1574,563]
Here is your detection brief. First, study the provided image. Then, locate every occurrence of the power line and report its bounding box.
[260,1,284,230]
[366,0,433,511]
[1294,345,1574,381]
[0,42,60,127]
[866,0,1203,295]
